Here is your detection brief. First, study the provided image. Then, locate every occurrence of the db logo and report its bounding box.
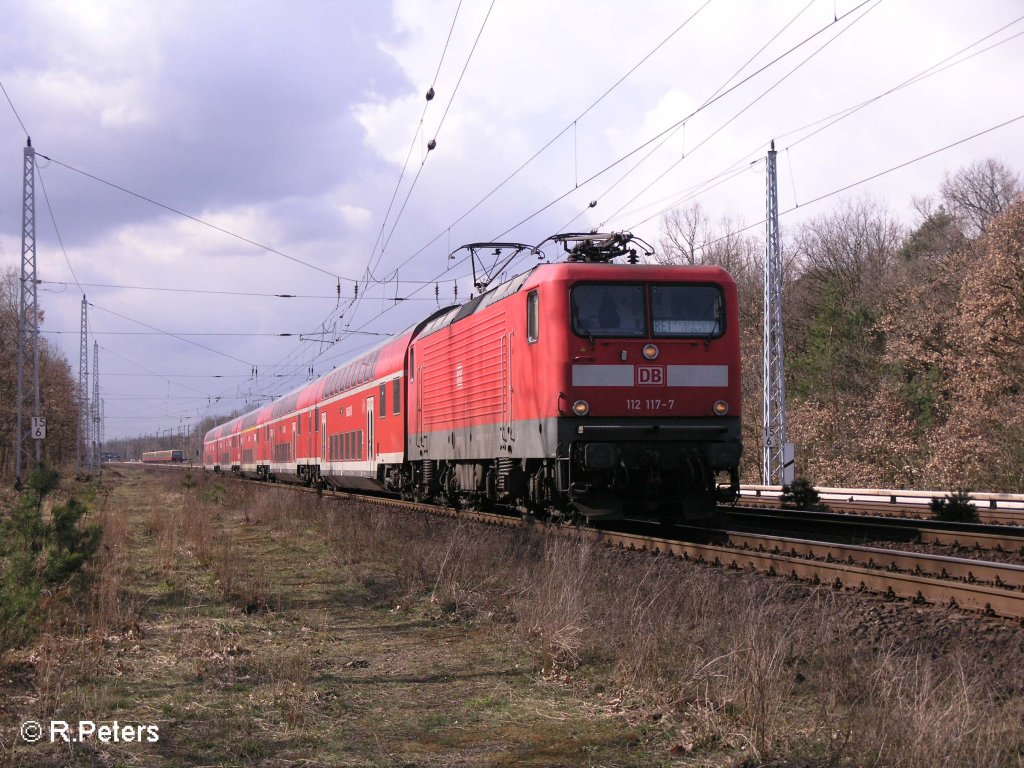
[636,366,665,385]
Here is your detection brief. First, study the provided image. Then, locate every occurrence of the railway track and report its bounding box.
[725,506,1024,553]
[123,464,1024,620]
[740,486,1024,526]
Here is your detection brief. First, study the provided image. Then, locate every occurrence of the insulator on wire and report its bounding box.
[336,279,341,299]
[354,283,359,298]
[427,139,437,151]
[435,283,440,307]
[454,282,458,301]
[426,87,435,101]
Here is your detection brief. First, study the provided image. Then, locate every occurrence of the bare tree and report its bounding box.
[940,158,1022,239]
[790,197,904,299]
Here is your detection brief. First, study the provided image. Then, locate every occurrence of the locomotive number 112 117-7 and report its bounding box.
[626,399,676,411]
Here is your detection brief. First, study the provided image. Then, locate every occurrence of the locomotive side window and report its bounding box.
[651,285,724,338]
[571,284,646,338]
[527,290,539,343]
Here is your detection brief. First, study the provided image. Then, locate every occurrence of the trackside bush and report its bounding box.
[930,489,979,523]
[0,466,102,649]
[780,477,831,512]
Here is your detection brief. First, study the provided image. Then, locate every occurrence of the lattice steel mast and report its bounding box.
[92,341,101,470]
[79,295,90,470]
[762,141,793,485]
[16,139,40,483]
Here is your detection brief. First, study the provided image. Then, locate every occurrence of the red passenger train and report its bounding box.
[203,233,742,522]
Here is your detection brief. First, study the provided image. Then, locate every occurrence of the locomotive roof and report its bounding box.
[411,260,734,342]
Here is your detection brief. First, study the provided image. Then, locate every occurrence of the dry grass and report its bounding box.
[4,467,1023,767]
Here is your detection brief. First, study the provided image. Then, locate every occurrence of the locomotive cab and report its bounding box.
[555,271,742,520]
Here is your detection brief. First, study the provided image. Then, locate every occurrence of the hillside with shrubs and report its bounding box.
[657,158,1023,491]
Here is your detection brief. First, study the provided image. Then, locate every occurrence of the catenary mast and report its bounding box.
[79,295,90,470]
[92,341,101,470]
[16,139,40,483]
[762,141,794,485]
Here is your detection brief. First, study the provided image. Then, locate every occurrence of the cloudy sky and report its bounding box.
[1,0,1022,441]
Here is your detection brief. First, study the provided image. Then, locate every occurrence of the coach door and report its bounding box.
[321,412,327,463]
[366,397,375,463]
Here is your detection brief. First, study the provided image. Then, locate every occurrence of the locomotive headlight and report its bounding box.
[642,343,659,360]
[572,399,590,416]
[713,400,729,416]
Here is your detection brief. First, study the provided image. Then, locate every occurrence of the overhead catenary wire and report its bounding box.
[556,0,818,234]
[0,78,30,139]
[354,0,499,325]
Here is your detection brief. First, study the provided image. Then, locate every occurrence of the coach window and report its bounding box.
[314,407,319,431]
[297,415,302,435]
[527,290,540,343]
[392,378,401,415]
[379,383,386,418]
[409,348,415,380]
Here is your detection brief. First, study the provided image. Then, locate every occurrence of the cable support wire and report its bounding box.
[36,155,348,281]
[89,302,254,367]
[349,0,498,339]
[365,0,464,281]
[629,111,1024,255]
[557,0,817,234]
[621,12,1024,231]
[591,0,883,233]
[376,0,715,290]
[0,79,30,138]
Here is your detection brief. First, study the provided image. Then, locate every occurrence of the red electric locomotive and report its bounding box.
[204,232,742,522]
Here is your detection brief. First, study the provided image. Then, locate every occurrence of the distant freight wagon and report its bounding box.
[141,450,185,463]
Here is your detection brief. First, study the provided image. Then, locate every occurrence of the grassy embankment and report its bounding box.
[1,466,1022,767]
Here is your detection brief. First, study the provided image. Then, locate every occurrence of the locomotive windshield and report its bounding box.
[651,285,724,337]
[571,284,646,338]
[570,283,724,338]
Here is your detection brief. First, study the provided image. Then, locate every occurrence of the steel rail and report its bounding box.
[723,531,1024,589]
[587,528,1024,619]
